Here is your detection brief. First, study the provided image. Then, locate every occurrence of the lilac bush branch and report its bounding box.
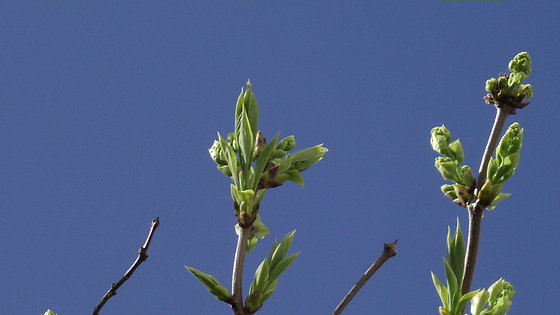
[92,217,160,315]
[332,240,398,315]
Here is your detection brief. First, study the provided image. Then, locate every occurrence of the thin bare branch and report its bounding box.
[332,240,398,315]
[92,217,160,315]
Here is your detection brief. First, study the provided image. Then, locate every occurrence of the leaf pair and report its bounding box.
[245,231,300,313]
[432,219,480,315]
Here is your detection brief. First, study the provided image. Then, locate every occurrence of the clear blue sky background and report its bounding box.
[2,1,559,314]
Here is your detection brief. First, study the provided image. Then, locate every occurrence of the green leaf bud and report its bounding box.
[430,125,455,159]
[508,72,526,88]
[477,180,501,207]
[217,164,233,177]
[452,184,472,207]
[471,289,490,315]
[434,157,462,183]
[243,80,259,139]
[489,123,523,184]
[483,278,515,315]
[271,149,287,159]
[237,189,254,203]
[185,266,232,302]
[508,52,531,77]
[517,84,533,98]
[498,76,509,91]
[209,140,226,165]
[486,78,498,93]
[460,165,475,187]
[277,135,296,152]
[441,184,458,200]
[449,139,464,165]
[283,144,328,172]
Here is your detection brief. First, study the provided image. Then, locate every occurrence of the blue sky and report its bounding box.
[2,1,559,314]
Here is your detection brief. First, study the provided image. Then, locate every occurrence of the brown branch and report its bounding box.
[231,226,252,315]
[332,240,398,315]
[92,217,160,315]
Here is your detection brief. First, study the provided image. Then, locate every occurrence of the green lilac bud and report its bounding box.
[489,123,523,184]
[477,180,502,207]
[209,140,227,165]
[441,184,457,200]
[271,149,287,159]
[483,278,515,315]
[486,78,498,93]
[452,184,472,207]
[277,135,296,151]
[517,84,533,98]
[508,52,531,77]
[471,289,491,315]
[430,125,455,159]
[460,165,474,187]
[498,76,508,91]
[235,81,259,142]
[449,139,464,165]
[283,144,328,172]
[508,72,525,88]
[434,157,462,183]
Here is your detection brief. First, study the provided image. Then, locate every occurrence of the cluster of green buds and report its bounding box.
[430,122,523,210]
[470,278,515,315]
[432,219,481,315]
[245,231,300,314]
[479,123,523,210]
[431,125,475,207]
[208,80,327,233]
[484,52,533,112]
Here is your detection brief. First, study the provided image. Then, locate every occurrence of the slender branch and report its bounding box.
[332,240,398,315]
[231,226,252,315]
[461,203,484,296]
[475,105,512,192]
[461,104,512,312]
[92,217,160,315]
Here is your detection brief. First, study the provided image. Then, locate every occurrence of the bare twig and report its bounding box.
[231,226,252,315]
[92,217,160,315]
[332,240,398,315]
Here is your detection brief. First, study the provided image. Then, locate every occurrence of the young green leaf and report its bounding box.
[432,272,450,310]
[251,259,270,294]
[268,252,300,283]
[219,133,239,186]
[185,266,231,301]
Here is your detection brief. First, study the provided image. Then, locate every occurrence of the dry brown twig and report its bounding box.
[92,217,160,315]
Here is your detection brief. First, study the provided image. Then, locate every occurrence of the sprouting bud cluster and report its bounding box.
[430,123,522,210]
[209,81,328,231]
[484,52,533,113]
